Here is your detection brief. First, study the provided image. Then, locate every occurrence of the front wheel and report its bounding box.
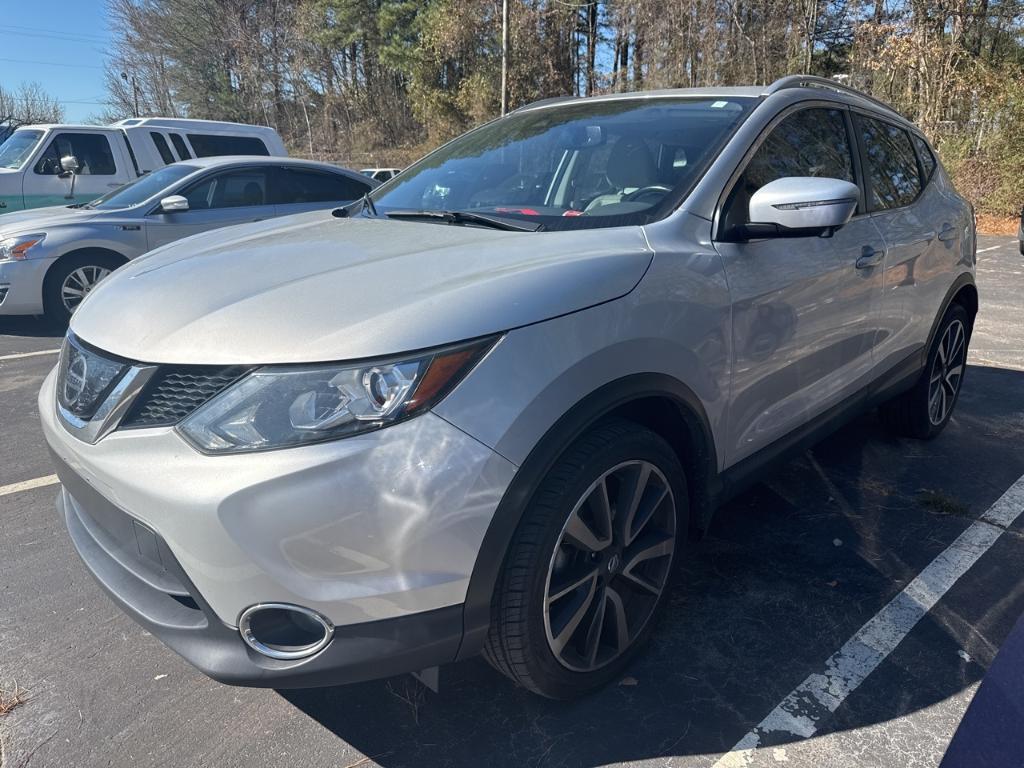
[483,419,688,699]
[879,303,970,439]
[43,253,123,325]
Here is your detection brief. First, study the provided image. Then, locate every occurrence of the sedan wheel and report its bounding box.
[61,265,112,313]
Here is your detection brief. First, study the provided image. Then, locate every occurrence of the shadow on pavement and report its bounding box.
[0,315,64,339]
[277,364,1024,767]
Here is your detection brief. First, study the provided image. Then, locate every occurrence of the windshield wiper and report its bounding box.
[384,209,544,232]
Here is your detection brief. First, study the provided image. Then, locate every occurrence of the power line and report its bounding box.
[0,56,105,71]
[0,26,109,46]
[0,22,108,42]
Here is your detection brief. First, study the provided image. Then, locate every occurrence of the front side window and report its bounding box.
[859,116,922,210]
[90,164,198,210]
[187,134,270,158]
[181,168,270,210]
[0,130,43,170]
[277,168,370,203]
[34,133,117,175]
[371,97,754,230]
[722,107,855,232]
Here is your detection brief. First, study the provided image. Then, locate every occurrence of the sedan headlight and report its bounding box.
[178,336,497,454]
[0,233,46,261]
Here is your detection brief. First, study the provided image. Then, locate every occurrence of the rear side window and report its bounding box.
[182,168,271,210]
[150,132,175,165]
[34,133,117,175]
[169,134,192,160]
[722,107,855,232]
[277,168,371,203]
[913,134,937,182]
[858,116,922,210]
[187,134,269,157]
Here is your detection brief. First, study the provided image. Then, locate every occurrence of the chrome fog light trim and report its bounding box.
[238,603,334,661]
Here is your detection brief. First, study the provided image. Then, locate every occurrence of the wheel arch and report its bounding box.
[42,247,129,309]
[43,246,129,289]
[928,273,978,353]
[457,372,719,660]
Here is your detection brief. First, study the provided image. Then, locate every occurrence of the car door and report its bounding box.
[23,131,127,208]
[713,105,887,465]
[145,166,275,250]
[855,114,965,375]
[272,166,373,217]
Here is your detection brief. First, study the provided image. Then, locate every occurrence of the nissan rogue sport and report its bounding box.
[39,76,977,699]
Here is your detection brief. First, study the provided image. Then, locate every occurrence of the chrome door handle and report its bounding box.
[856,246,885,269]
[938,224,958,242]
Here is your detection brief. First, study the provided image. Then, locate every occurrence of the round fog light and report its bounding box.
[239,603,334,660]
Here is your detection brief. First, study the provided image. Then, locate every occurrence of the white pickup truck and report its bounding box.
[0,117,287,214]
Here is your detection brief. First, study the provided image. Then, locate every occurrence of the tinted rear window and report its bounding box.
[859,116,922,210]
[150,132,175,165]
[912,134,937,182]
[187,134,269,157]
[169,133,192,160]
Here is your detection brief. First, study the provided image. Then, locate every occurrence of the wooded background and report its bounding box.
[11,0,1024,220]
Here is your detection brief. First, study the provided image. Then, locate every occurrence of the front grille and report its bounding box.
[121,366,248,428]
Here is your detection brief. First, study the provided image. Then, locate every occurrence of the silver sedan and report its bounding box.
[0,156,376,322]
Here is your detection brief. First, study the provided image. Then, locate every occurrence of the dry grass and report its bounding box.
[0,683,28,717]
[975,214,1019,236]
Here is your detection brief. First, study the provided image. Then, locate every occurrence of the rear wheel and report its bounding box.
[879,303,970,439]
[483,419,687,699]
[43,253,123,325]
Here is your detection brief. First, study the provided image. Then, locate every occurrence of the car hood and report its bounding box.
[71,211,653,364]
[0,205,101,233]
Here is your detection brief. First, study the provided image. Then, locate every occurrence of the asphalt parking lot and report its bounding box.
[1,234,1022,768]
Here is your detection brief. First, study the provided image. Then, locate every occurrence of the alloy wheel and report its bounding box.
[927,318,966,426]
[61,266,112,313]
[543,460,676,672]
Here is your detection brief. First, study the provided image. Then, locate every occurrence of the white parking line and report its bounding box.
[976,245,1003,253]
[713,473,1024,767]
[0,474,60,497]
[0,348,60,362]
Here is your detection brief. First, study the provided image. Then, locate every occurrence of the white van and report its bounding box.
[0,117,287,213]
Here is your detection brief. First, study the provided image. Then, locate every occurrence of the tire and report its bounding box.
[879,303,970,439]
[483,418,688,699]
[43,253,124,326]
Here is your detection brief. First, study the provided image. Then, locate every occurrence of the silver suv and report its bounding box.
[39,76,976,699]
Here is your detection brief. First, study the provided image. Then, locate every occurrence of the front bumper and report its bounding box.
[39,365,517,685]
[0,257,51,315]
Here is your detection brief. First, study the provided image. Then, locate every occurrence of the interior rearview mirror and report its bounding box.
[160,195,189,213]
[743,177,859,239]
[559,124,605,149]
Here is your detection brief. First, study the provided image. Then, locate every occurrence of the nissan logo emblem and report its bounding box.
[64,353,88,407]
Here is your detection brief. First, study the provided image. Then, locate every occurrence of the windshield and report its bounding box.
[372,97,753,230]
[0,130,43,170]
[88,163,198,209]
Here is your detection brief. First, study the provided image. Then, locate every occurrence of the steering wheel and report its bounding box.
[621,185,672,205]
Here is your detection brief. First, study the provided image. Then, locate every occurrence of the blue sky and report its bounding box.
[0,2,112,123]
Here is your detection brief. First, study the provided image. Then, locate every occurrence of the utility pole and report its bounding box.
[501,0,509,115]
[120,71,140,118]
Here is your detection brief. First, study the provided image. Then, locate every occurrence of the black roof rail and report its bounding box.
[766,74,907,119]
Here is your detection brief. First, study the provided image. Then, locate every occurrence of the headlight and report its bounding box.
[178,336,498,454]
[0,233,46,261]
